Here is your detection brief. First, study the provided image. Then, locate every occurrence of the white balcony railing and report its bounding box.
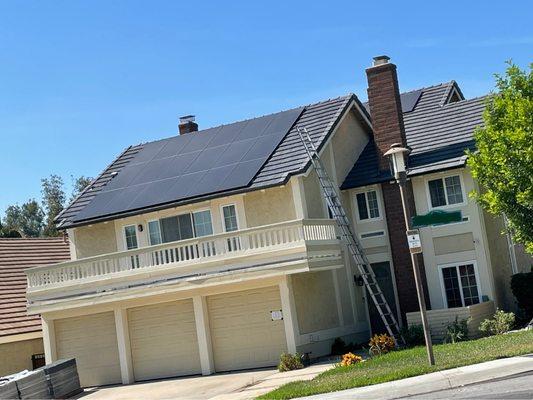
[27,219,338,289]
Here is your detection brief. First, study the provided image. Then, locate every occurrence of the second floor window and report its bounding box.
[222,205,239,232]
[428,175,464,208]
[149,210,214,244]
[124,225,138,250]
[356,190,380,221]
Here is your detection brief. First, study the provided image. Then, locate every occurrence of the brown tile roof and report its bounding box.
[0,238,71,337]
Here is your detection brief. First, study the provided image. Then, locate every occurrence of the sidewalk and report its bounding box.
[300,354,533,399]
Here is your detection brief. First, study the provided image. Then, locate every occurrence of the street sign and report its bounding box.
[412,210,462,228]
[406,229,422,254]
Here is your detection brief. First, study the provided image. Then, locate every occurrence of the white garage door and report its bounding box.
[128,299,201,381]
[208,286,287,372]
[55,312,121,387]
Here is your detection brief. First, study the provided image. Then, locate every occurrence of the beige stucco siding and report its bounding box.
[0,338,44,376]
[72,222,118,259]
[433,233,476,256]
[292,271,339,334]
[302,171,326,218]
[481,211,515,310]
[243,186,296,227]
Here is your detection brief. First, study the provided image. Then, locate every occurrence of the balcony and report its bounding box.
[26,219,343,306]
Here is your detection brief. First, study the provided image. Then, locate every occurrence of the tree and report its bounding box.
[0,220,22,238]
[41,175,66,237]
[468,62,533,253]
[2,200,44,237]
[70,175,93,202]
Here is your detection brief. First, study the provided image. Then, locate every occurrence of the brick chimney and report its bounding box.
[179,115,198,134]
[365,55,431,320]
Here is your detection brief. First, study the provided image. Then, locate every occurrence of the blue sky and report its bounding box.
[0,1,531,214]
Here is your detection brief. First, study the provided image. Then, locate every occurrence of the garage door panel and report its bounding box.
[208,286,287,372]
[55,312,121,387]
[128,300,201,381]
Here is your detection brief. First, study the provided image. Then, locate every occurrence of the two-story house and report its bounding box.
[25,56,526,387]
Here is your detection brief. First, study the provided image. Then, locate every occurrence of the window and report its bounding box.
[356,190,380,221]
[124,225,138,250]
[148,220,162,245]
[440,263,480,308]
[428,175,464,208]
[222,205,239,232]
[192,210,213,237]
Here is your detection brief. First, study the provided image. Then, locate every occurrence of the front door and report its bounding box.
[367,261,399,335]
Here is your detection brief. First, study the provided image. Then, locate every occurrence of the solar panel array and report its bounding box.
[73,107,304,222]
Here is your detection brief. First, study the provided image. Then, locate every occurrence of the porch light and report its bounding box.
[354,275,365,287]
[384,143,410,181]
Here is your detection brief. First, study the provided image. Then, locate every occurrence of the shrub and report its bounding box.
[368,334,395,356]
[400,324,425,347]
[331,337,346,356]
[444,317,469,343]
[339,352,363,367]
[511,271,533,321]
[278,352,304,372]
[479,309,516,336]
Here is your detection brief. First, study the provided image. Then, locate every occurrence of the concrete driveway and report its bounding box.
[78,362,334,400]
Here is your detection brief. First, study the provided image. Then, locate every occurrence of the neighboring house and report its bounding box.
[0,238,70,377]
[25,56,523,387]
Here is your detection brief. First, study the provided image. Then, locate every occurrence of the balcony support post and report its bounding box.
[42,316,57,364]
[279,275,298,353]
[193,296,215,375]
[114,308,134,384]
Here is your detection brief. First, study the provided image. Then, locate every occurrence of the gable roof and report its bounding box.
[0,238,70,338]
[57,94,361,229]
[341,81,487,189]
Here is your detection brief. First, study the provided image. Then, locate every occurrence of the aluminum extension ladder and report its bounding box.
[296,126,404,346]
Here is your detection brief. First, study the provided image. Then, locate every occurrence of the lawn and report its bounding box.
[259,330,533,399]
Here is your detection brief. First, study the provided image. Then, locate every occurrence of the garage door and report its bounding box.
[128,300,201,381]
[208,286,287,372]
[55,312,121,387]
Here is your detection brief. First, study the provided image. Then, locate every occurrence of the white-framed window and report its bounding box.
[221,204,240,251]
[148,220,162,245]
[439,261,481,308]
[355,189,381,221]
[192,209,213,237]
[427,174,465,209]
[123,225,138,250]
[221,204,239,232]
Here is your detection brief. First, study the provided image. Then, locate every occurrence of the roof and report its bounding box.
[341,82,487,189]
[57,94,358,229]
[0,238,70,337]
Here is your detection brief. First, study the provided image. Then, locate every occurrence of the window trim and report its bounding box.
[122,224,139,251]
[220,203,239,233]
[147,219,162,246]
[353,187,383,223]
[191,208,214,237]
[425,172,467,211]
[438,260,482,309]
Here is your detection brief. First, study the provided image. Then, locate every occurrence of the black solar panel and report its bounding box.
[73,107,304,222]
[400,90,422,113]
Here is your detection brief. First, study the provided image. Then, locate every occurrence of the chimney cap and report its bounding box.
[372,55,390,66]
[179,115,196,123]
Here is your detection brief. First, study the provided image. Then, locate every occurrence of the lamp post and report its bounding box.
[384,143,435,366]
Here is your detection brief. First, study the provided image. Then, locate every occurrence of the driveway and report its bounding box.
[77,362,334,400]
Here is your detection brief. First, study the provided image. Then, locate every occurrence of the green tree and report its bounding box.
[468,62,533,253]
[2,200,44,237]
[41,174,66,237]
[70,175,93,202]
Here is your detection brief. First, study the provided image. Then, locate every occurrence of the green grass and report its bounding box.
[259,330,533,399]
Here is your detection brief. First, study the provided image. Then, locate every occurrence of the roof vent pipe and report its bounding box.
[179,115,198,135]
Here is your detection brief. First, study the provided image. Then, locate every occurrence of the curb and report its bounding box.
[300,355,533,399]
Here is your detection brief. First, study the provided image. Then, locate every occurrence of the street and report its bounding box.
[407,371,533,399]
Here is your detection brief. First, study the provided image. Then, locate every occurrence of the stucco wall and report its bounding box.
[302,170,326,219]
[411,168,496,310]
[0,338,44,376]
[243,185,296,227]
[482,211,515,310]
[292,271,339,334]
[73,222,118,259]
